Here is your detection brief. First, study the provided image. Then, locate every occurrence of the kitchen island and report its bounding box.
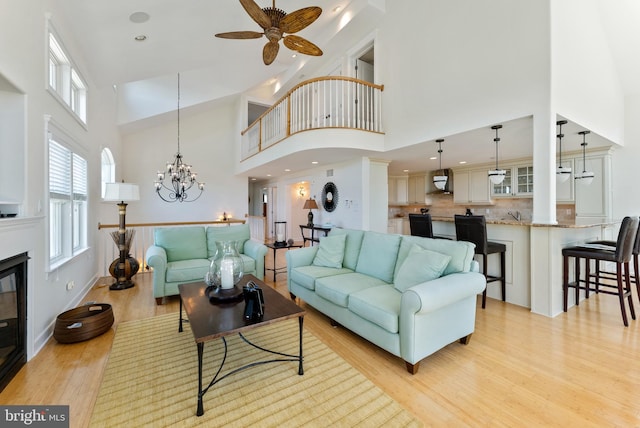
[425,216,620,317]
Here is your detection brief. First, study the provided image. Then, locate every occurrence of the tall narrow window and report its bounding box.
[101,148,115,198]
[48,27,87,125]
[49,136,88,268]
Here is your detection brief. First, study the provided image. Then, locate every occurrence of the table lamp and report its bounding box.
[303,199,318,227]
[104,181,140,290]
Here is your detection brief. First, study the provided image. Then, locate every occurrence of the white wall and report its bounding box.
[116,99,248,224]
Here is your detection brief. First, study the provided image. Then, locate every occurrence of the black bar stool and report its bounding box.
[454,215,505,308]
[408,213,433,238]
[561,216,639,326]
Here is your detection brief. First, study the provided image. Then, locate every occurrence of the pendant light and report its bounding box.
[575,130,594,185]
[433,139,448,190]
[488,124,506,184]
[556,120,571,183]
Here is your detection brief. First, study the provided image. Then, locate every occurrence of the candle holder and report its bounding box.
[274,221,287,247]
[206,240,244,303]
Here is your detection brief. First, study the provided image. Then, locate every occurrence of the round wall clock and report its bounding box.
[321,182,339,212]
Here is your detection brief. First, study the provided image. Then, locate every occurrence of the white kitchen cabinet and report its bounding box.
[388,176,408,205]
[575,151,611,218]
[387,218,403,234]
[491,163,533,198]
[454,169,492,204]
[407,174,426,204]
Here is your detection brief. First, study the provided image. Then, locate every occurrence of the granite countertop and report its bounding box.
[427,216,619,228]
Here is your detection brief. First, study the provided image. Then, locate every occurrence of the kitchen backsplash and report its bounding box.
[389,194,575,222]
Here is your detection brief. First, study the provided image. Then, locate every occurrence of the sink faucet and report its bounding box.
[507,211,521,221]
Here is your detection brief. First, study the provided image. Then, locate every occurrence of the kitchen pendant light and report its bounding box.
[488,124,506,185]
[575,130,594,185]
[433,139,448,190]
[556,120,571,183]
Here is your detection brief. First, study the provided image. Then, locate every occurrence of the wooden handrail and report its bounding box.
[97,219,245,230]
[241,76,384,136]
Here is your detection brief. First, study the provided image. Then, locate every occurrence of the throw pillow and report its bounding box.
[312,234,347,269]
[394,244,452,292]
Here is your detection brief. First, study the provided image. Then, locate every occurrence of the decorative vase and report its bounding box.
[208,241,244,289]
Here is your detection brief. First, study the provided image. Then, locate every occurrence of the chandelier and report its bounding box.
[154,73,204,202]
[433,139,448,190]
[556,120,572,183]
[575,130,594,185]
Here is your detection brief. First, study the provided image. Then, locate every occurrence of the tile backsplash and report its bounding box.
[389,194,575,222]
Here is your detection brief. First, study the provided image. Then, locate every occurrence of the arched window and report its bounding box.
[101,148,115,198]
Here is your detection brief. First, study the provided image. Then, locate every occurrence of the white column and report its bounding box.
[532,112,557,224]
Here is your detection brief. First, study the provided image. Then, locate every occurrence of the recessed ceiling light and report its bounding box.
[311,161,318,164]
[267,174,272,177]
[429,156,437,160]
[284,169,291,172]
[459,161,467,164]
[251,178,257,181]
[403,169,409,173]
[129,11,150,23]
[134,35,147,41]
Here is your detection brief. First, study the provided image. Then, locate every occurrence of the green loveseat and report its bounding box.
[286,227,486,374]
[145,224,267,304]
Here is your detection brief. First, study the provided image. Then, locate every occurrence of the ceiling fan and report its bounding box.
[215,0,323,65]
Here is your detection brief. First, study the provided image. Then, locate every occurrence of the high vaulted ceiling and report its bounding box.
[52,0,640,178]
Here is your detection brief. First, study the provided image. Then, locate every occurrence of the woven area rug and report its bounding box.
[90,312,421,427]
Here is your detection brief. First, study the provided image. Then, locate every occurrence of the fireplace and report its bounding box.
[0,252,28,392]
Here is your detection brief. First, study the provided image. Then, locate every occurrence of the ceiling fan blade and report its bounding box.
[215,31,264,39]
[283,35,323,56]
[239,0,272,29]
[263,41,280,65]
[280,6,322,34]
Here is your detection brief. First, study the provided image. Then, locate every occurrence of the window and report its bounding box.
[101,148,115,198]
[48,27,87,124]
[49,136,88,268]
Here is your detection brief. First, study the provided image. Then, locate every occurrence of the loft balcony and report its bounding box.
[240,77,385,169]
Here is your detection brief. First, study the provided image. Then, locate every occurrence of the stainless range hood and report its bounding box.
[429,169,453,194]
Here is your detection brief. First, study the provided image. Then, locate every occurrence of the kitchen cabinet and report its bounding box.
[491,163,534,198]
[407,174,426,204]
[387,218,403,234]
[388,176,408,205]
[453,169,492,205]
[575,151,611,218]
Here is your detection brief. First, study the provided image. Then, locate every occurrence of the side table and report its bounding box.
[265,242,302,282]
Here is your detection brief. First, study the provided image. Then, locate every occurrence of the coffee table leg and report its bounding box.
[298,316,304,375]
[197,342,204,416]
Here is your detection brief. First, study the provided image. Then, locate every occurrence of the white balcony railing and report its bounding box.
[241,76,384,160]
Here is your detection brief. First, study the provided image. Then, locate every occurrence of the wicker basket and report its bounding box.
[54,303,114,344]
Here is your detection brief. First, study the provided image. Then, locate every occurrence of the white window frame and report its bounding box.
[48,124,88,270]
[47,24,88,126]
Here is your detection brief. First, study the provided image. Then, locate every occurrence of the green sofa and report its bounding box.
[145,224,267,304]
[286,227,486,374]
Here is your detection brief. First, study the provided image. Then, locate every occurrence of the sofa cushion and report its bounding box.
[290,266,354,291]
[312,234,346,268]
[348,285,401,334]
[395,236,475,276]
[315,272,388,307]
[206,224,251,258]
[394,244,451,292]
[328,228,364,270]
[165,259,210,283]
[155,226,207,262]
[355,232,401,283]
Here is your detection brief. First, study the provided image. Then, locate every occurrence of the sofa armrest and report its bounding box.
[243,239,268,280]
[401,272,486,314]
[286,246,318,270]
[146,245,168,298]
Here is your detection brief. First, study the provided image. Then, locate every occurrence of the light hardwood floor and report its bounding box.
[2,249,640,427]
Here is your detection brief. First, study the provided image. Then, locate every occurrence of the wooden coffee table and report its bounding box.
[178,275,306,417]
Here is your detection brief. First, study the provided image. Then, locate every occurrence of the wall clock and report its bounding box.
[321,182,338,212]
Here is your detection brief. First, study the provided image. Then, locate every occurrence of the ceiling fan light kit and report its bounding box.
[215,0,323,65]
[488,124,506,185]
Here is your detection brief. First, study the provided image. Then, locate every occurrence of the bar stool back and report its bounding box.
[454,214,506,308]
[561,216,639,326]
[408,213,434,238]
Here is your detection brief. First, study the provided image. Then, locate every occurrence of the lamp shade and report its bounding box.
[104,182,140,202]
[575,171,594,186]
[488,169,506,185]
[433,175,448,190]
[303,199,318,210]
[556,166,572,183]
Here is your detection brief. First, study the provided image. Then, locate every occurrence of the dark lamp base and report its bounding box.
[208,285,244,304]
[110,280,135,290]
[307,210,314,227]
